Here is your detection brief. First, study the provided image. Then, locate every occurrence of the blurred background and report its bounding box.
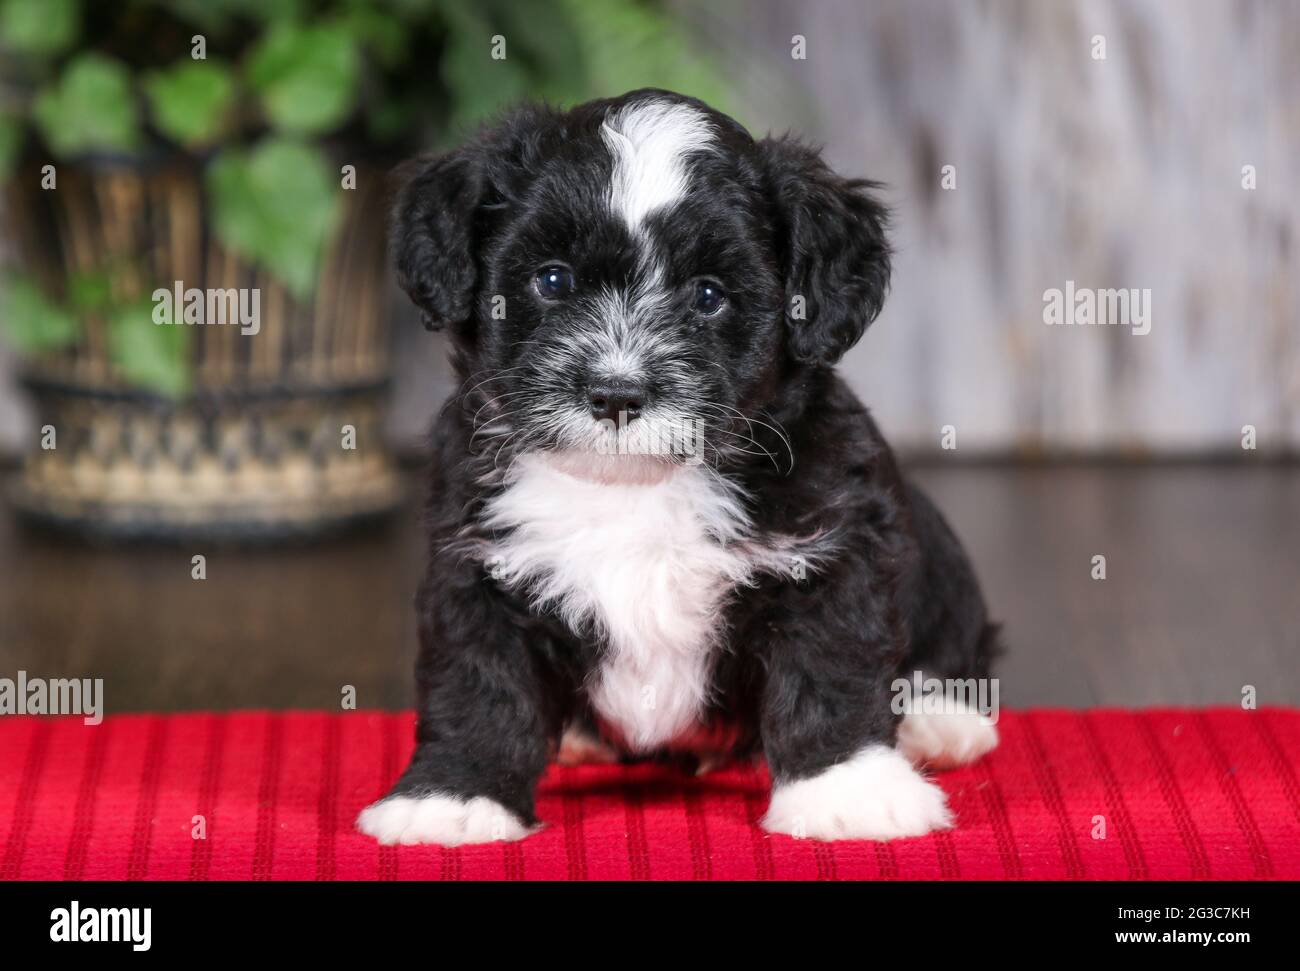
[0,0,1296,713]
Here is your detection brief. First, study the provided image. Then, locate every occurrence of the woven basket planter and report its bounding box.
[5,159,402,542]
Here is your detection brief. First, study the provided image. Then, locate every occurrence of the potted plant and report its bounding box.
[0,0,728,540]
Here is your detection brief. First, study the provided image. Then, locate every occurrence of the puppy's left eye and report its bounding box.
[693,280,727,316]
[534,264,576,301]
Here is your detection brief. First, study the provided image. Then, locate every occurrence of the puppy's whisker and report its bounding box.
[459,366,528,408]
[696,401,794,474]
[706,430,781,470]
[470,390,531,436]
[471,409,528,453]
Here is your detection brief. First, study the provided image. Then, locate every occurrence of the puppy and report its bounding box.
[358,89,999,846]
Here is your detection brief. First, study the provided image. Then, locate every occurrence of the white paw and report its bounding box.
[556,726,621,766]
[897,706,999,770]
[762,746,953,841]
[356,794,534,846]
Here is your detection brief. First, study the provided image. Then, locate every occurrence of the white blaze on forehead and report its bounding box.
[602,99,714,232]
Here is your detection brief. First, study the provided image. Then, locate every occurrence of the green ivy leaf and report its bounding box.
[245,22,360,135]
[108,296,190,398]
[0,0,79,56]
[144,59,236,147]
[207,138,339,299]
[67,269,112,313]
[32,53,139,157]
[1,274,80,353]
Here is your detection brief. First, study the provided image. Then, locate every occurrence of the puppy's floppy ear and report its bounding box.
[756,136,891,366]
[390,150,485,331]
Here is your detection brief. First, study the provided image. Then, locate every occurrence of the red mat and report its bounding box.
[1,708,1297,880]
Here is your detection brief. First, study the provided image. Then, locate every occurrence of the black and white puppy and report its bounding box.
[358,89,999,846]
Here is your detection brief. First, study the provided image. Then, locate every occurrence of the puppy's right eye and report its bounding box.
[534,265,576,301]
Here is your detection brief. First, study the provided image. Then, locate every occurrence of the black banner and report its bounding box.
[0,879,1287,955]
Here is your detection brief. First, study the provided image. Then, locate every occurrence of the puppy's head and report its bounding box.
[393,89,889,475]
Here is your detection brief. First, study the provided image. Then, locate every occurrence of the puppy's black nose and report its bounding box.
[588,382,646,423]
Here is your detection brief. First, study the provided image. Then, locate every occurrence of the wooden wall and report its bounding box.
[692,0,1299,454]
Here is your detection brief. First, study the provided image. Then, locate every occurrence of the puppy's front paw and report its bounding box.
[897,707,999,770]
[356,793,534,846]
[762,746,953,841]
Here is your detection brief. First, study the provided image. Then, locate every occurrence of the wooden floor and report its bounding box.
[0,464,1295,713]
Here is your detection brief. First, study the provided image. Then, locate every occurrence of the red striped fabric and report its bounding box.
[1,708,1297,880]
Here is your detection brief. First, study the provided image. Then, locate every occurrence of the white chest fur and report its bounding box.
[481,454,757,751]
